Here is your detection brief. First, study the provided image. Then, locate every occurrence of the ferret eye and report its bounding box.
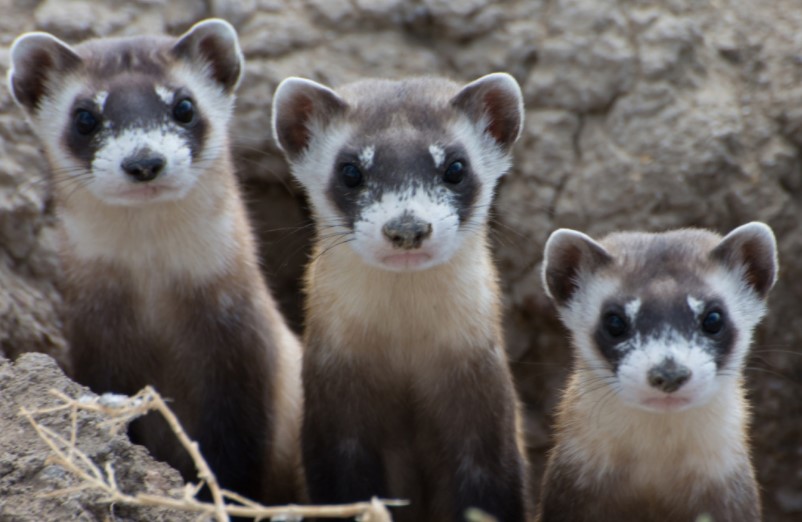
[74,110,99,135]
[443,160,465,184]
[702,310,724,334]
[603,312,628,338]
[173,98,194,124]
[340,163,363,188]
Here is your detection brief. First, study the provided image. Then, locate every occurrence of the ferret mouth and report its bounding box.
[640,395,693,412]
[113,184,181,204]
[379,252,434,271]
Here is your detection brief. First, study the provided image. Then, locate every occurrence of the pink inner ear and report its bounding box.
[484,89,513,145]
[285,94,315,155]
[13,43,79,111]
[197,34,239,89]
[739,238,775,297]
[548,242,584,305]
[711,226,777,299]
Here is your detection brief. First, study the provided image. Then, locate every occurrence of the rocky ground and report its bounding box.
[0,0,800,520]
[0,353,195,521]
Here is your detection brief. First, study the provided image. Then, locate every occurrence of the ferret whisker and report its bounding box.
[253,222,316,235]
[60,178,93,204]
[313,237,356,262]
[741,366,801,384]
[509,360,564,368]
[749,348,802,357]
[589,385,620,430]
[488,217,526,239]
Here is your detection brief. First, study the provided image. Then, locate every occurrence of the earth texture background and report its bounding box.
[0,0,800,520]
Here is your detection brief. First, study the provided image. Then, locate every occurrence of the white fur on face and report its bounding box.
[558,280,753,493]
[428,143,445,168]
[351,188,461,272]
[290,105,513,273]
[27,61,239,281]
[29,75,86,174]
[154,84,173,105]
[359,145,374,170]
[291,120,354,227]
[559,275,618,348]
[169,63,235,165]
[624,298,641,324]
[89,126,194,206]
[449,116,510,230]
[29,60,235,209]
[616,328,719,413]
[561,268,761,415]
[552,245,769,496]
[705,267,766,372]
[94,90,109,111]
[687,295,705,316]
[341,114,511,273]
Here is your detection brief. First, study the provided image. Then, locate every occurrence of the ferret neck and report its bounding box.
[59,156,246,282]
[306,229,502,351]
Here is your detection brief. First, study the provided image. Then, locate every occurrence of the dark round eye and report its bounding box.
[340,163,363,188]
[702,310,724,334]
[603,313,628,338]
[443,160,465,184]
[74,110,98,135]
[173,98,194,124]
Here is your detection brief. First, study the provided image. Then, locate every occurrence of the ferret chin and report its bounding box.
[8,19,304,505]
[537,222,778,522]
[272,73,531,522]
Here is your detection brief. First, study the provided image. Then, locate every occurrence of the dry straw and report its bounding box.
[19,386,404,521]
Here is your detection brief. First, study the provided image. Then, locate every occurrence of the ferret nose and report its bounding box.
[382,214,433,250]
[647,359,692,393]
[122,155,165,182]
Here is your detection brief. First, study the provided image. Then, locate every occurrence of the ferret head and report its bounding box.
[271,74,523,272]
[542,223,778,413]
[7,19,242,207]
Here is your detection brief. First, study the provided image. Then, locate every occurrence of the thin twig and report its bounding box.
[19,387,405,520]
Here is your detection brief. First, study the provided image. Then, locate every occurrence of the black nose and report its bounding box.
[382,213,433,250]
[647,359,692,393]
[122,155,165,182]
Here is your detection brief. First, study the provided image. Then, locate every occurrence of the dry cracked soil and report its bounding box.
[0,0,801,520]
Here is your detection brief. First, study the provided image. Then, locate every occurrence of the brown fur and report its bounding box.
[7,21,306,504]
[537,226,775,522]
[536,374,760,522]
[301,232,531,522]
[538,454,759,522]
[272,73,529,520]
[61,152,303,504]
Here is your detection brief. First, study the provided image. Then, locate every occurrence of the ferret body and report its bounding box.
[8,20,303,503]
[272,74,530,521]
[538,223,778,522]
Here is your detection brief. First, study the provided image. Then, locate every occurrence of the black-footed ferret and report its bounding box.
[8,20,303,503]
[538,223,778,522]
[272,74,530,521]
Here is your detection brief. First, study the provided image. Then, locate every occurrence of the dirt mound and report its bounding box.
[0,353,194,521]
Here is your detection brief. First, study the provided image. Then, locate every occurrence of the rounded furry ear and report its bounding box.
[710,222,778,299]
[172,18,243,93]
[271,77,348,161]
[450,72,524,151]
[542,229,613,307]
[7,32,82,112]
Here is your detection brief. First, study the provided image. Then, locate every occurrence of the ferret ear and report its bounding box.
[172,18,243,93]
[710,222,778,299]
[272,77,348,161]
[542,229,613,307]
[450,72,524,152]
[8,32,82,112]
